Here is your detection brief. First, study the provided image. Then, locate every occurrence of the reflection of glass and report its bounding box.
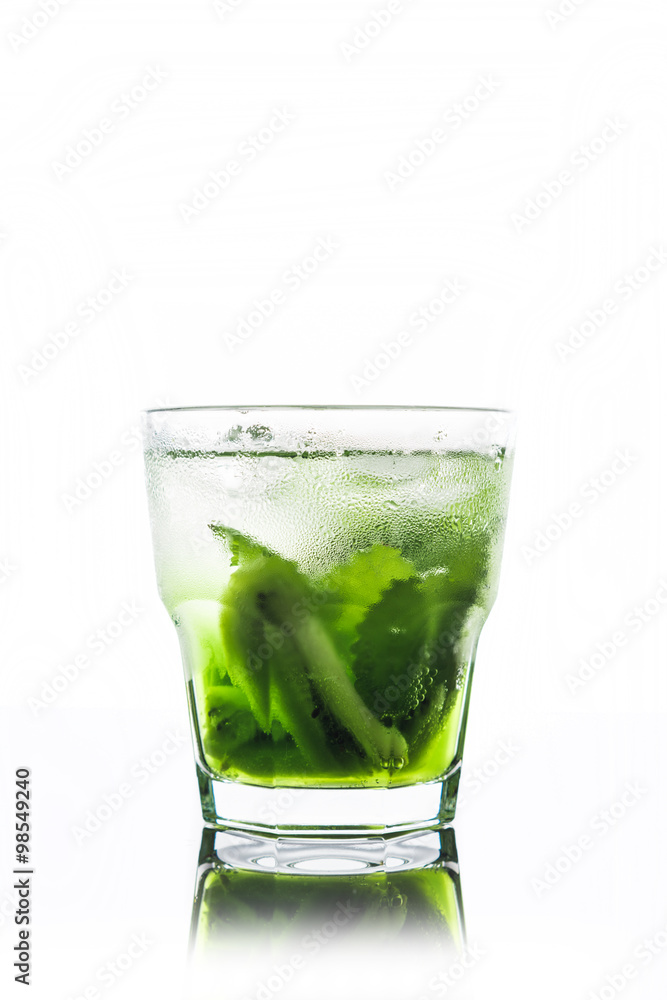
[144,407,514,838]
[188,827,465,1000]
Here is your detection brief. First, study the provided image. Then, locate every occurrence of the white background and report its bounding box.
[1,0,666,997]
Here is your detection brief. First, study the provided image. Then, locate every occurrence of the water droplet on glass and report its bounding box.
[247,424,272,442]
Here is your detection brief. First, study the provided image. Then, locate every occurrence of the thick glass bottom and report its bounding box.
[197,761,461,839]
[194,824,460,877]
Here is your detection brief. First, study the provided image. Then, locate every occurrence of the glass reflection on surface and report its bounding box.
[188,828,465,1000]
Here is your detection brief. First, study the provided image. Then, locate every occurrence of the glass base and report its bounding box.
[196,762,461,838]
[195,824,460,876]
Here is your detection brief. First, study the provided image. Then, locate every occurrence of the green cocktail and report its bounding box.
[144,407,514,836]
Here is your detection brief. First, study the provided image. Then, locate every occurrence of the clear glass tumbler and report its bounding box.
[143,406,514,840]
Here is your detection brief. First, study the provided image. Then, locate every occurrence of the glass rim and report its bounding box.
[144,404,514,416]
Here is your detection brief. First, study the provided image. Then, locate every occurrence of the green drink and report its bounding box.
[144,407,514,839]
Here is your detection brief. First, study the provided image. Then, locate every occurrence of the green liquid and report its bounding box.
[148,450,511,789]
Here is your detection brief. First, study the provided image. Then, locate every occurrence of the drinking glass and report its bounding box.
[143,406,514,843]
